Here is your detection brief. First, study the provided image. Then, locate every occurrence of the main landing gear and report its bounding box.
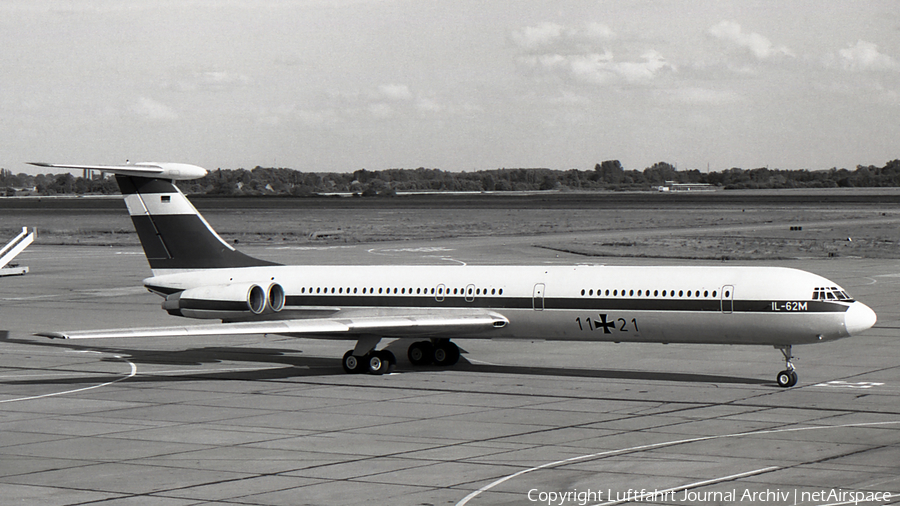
[407,339,460,367]
[775,345,798,388]
[340,338,462,375]
[342,336,396,375]
[342,349,395,375]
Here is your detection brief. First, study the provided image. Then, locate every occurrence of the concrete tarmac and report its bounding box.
[1,239,898,505]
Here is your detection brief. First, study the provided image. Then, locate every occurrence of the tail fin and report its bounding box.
[116,175,278,272]
[28,162,278,273]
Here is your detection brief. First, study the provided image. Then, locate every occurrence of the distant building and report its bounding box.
[656,181,715,192]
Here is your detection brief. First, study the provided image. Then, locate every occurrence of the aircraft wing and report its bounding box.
[36,311,509,340]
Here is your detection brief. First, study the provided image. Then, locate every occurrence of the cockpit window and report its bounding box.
[812,286,853,301]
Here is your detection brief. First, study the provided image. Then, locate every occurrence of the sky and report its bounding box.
[2,0,898,175]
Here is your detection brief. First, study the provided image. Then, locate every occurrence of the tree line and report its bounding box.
[3,159,899,196]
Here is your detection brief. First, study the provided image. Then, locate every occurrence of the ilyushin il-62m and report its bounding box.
[30,162,877,387]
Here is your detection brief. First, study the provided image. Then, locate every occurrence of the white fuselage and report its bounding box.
[144,264,873,347]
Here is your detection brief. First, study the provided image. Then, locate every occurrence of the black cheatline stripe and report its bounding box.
[281,295,850,313]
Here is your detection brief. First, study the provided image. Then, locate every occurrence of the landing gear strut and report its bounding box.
[775,345,798,388]
[407,339,460,367]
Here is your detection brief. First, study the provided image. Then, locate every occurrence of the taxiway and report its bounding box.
[1,238,898,505]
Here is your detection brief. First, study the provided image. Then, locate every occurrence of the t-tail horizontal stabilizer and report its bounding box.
[28,162,208,180]
[28,162,278,273]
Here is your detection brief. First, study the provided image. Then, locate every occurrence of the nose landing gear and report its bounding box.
[775,345,798,388]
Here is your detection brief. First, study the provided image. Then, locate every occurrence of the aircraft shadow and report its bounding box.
[2,336,769,387]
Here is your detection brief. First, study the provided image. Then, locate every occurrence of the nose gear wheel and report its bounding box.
[775,345,798,388]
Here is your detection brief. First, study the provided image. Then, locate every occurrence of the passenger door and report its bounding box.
[721,285,734,314]
[533,283,545,310]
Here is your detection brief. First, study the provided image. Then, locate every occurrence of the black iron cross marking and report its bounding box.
[594,314,615,334]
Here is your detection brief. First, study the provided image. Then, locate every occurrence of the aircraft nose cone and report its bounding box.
[845,301,877,335]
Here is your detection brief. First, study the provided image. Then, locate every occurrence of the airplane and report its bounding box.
[29,162,877,388]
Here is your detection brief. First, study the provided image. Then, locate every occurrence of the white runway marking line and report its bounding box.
[594,466,780,506]
[133,365,299,377]
[455,421,900,506]
[814,380,885,389]
[0,354,137,404]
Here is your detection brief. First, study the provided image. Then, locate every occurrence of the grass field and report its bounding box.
[2,189,900,259]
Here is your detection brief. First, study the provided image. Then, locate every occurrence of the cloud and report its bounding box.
[377,84,413,101]
[131,97,178,121]
[513,22,671,85]
[511,22,565,51]
[511,22,615,52]
[708,20,793,60]
[521,49,675,85]
[838,40,898,71]
[272,84,471,128]
[163,70,252,93]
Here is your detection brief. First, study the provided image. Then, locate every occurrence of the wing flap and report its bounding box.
[36,311,508,340]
